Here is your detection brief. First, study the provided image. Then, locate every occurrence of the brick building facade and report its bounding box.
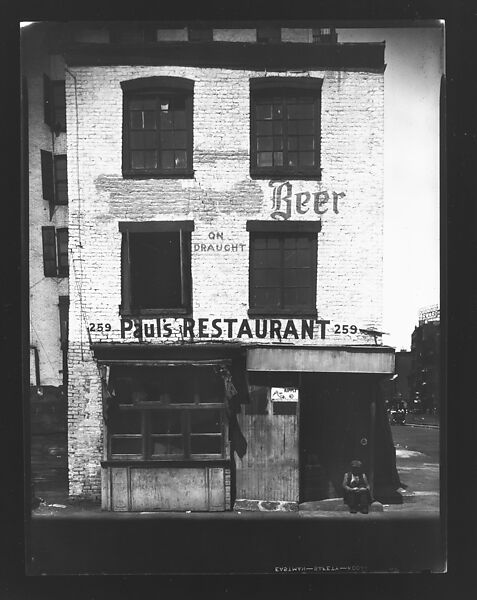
[26,22,399,510]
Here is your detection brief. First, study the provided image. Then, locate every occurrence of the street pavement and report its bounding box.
[28,420,444,573]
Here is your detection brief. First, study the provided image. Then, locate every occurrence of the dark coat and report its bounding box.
[342,471,372,505]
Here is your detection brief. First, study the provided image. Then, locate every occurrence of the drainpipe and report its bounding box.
[30,345,40,388]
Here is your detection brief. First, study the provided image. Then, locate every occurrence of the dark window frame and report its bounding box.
[121,77,194,178]
[250,77,323,180]
[107,367,227,462]
[247,221,319,318]
[119,220,194,317]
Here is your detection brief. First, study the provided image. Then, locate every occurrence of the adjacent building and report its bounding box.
[25,21,399,511]
[410,306,440,414]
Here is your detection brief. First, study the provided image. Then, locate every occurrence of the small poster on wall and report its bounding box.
[271,387,299,402]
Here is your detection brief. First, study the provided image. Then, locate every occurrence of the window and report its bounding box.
[257,26,281,43]
[43,75,66,133]
[107,366,227,461]
[312,27,337,44]
[41,151,68,205]
[121,77,194,177]
[119,221,193,315]
[42,227,68,277]
[250,77,322,179]
[247,221,320,316]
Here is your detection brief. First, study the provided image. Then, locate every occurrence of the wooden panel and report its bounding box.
[207,467,226,511]
[247,347,395,374]
[101,467,110,510]
[236,412,299,502]
[111,467,130,511]
[129,468,209,511]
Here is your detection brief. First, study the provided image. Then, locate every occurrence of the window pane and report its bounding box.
[109,411,142,434]
[190,435,222,455]
[273,137,283,150]
[161,151,175,169]
[287,152,298,167]
[256,104,273,120]
[273,121,283,135]
[55,182,68,204]
[287,103,314,119]
[257,121,273,135]
[253,287,281,308]
[273,104,283,118]
[196,367,224,403]
[151,435,183,456]
[111,437,142,455]
[131,151,145,169]
[298,120,313,134]
[130,131,156,149]
[143,111,156,129]
[257,137,273,152]
[161,131,187,149]
[299,136,315,151]
[190,409,221,433]
[130,98,156,111]
[287,136,298,151]
[130,111,143,129]
[173,110,186,129]
[299,152,315,167]
[150,411,182,434]
[273,152,283,166]
[144,151,158,169]
[174,150,187,168]
[257,152,273,167]
[160,111,174,130]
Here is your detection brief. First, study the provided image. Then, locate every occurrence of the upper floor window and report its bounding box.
[250,77,323,179]
[247,221,321,317]
[43,75,66,134]
[121,77,194,178]
[119,221,194,316]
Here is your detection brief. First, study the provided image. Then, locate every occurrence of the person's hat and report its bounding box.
[351,460,362,468]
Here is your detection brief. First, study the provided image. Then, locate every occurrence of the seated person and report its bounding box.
[342,460,372,514]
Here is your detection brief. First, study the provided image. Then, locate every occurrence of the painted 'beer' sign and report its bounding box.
[269,180,345,221]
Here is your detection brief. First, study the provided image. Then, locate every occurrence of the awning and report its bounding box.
[246,345,395,374]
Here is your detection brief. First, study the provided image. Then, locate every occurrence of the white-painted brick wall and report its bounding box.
[66,63,384,497]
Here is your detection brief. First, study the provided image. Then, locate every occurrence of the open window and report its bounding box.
[121,77,194,177]
[119,221,194,316]
[247,220,320,317]
[250,77,322,179]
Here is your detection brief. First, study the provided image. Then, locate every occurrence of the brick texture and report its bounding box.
[66,64,384,497]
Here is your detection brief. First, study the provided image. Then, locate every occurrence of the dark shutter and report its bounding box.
[52,81,66,132]
[58,296,69,351]
[43,74,52,126]
[54,155,68,205]
[121,230,132,313]
[42,227,57,277]
[180,230,192,311]
[56,228,69,277]
[41,150,54,203]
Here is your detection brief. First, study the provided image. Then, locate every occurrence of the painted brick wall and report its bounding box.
[24,27,68,388]
[66,64,384,496]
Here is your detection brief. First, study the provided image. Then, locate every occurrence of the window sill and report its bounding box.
[248,309,318,319]
[249,168,322,181]
[122,170,195,179]
[119,308,192,318]
[101,458,230,468]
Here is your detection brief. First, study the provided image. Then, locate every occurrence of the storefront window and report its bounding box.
[107,366,227,461]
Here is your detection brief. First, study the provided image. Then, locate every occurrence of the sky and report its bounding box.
[339,26,444,350]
